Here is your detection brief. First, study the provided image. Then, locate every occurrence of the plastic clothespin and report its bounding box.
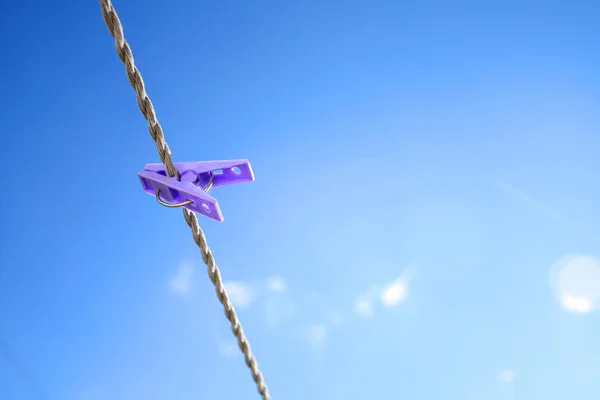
[137,159,255,222]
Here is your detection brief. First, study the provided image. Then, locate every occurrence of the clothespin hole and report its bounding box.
[232,167,241,174]
[213,169,224,175]
[201,203,211,214]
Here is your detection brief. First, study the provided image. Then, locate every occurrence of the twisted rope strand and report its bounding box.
[98,1,270,398]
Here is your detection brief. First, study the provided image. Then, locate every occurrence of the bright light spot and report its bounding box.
[265,275,287,293]
[353,267,416,318]
[381,279,408,306]
[168,262,195,297]
[499,369,515,384]
[223,281,255,309]
[354,295,373,317]
[561,294,592,313]
[549,254,600,314]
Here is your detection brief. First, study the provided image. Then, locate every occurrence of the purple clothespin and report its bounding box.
[138,159,255,222]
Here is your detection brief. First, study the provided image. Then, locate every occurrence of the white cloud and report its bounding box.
[168,262,195,297]
[381,279,408,307]
[217,341,238,359]
[266,275,287,293]
[499,369,515,384]
[223,281,255,309]
[561,294,593,314]
[354,294,374,317]
[549,254,600,314]
[354,268,415,316]
[308,324,327,346]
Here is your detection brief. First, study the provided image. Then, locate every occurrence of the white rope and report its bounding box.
[97,1,271,398]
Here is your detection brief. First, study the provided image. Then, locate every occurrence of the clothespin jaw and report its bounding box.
[137,159,254,222]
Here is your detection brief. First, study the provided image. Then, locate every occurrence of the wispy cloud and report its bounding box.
[499,182,600,314]
[307,324,327,348]
[223,281,255,309]
[168,262,195,297]
[354,294,375,318]
[265,275,288,293]
[499,369,515,384]
[495,180,600,242]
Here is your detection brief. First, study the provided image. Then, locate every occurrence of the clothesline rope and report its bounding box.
[97,1,271,398]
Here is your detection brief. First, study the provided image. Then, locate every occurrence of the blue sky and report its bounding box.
[1,0,599,399]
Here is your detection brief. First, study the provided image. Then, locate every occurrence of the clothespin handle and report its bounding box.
[138,159,255,222]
